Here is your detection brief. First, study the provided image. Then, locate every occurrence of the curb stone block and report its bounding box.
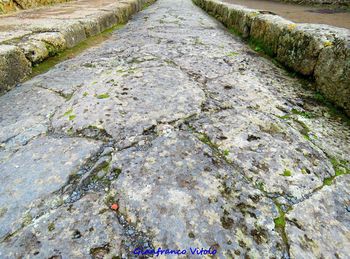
[225,4,258,38]
[30,32,67,55]
[59,22,87,48]
[79,19,102,37]
[17,39,49,63]
[114,3,131,23]
[250,14,294,56]
[0,45,31,93]
[315,33,350,115]
[276,24,330,76]
[79,11,119,37]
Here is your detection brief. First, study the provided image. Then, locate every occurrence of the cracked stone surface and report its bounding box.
[0,0,349,258]
[286,175,350,258]
[112,130,285,258]
[0,137,102,241]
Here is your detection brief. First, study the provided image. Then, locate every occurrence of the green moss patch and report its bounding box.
[282,169,292,177]
[323,158,350,186]
[96,93,110,99]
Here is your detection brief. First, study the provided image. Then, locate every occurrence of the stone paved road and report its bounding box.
[0,0,349,258]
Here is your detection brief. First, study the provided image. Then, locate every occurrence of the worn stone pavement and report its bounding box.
[0,0,349,258]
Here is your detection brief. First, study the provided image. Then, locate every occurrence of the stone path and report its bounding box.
[0,0,349,258]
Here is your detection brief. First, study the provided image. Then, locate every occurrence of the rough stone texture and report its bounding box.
[189,109,335,200]
[0,0,152,93]
[51,65,205,143]
[0,136,102,240]
[286,175,350,258]
[0,194,124,258]
[0,0,349,257]
[0,84,64,154]
[0,45,31,93]
[112,131,285,258]
[193,0,350,115]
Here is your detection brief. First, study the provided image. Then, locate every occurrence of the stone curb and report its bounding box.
[0,0,153,94]
[193,0,350,116]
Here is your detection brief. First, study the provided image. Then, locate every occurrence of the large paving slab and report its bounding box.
[0,0,349,257]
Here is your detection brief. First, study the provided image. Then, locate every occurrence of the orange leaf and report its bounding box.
[111,203,119,210]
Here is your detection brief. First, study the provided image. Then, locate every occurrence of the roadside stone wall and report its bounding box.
[0,0,71,14]
[193,0,350,116]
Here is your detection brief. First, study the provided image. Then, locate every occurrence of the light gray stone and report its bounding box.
[0,194,123,258]
[51,65,205,142]
[286,175,350,258]
[111,131,285,258]
[0,136,102,240]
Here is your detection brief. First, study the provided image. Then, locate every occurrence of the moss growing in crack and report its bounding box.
[116,67,138,75]
[278,114,312,140]
[96,93,110,99]
[323,158,350,186]
[255,181,265,192]
[323,177,333,186]
[198,133,219,149]
[296,120,311,140]
[21,213,33,227]
[48,222,55,232]
[226,51,239,57]
[223,149,230,156]
[68,114,76,121]
[63,109,73,117]
[331,158,350,176]
[291,109,314,119]
[282,169,292,177]
[273,202,290,252]
[195,132,233,164]
[274,216,285,229]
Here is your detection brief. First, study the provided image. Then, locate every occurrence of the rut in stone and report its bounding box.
[0,0,349,258]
